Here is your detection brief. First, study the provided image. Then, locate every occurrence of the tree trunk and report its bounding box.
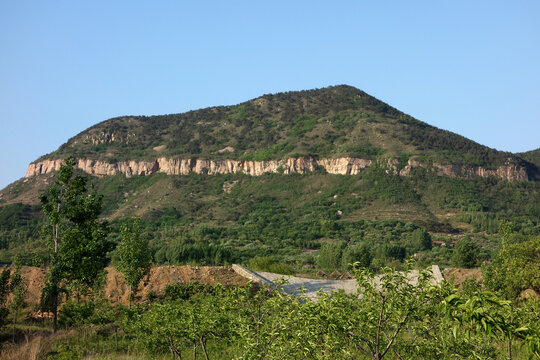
[53,281,58,333]
[53,211,59,334]
[200,337,209,360]
[12,310,17,342]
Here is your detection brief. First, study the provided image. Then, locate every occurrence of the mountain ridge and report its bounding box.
[31,85,535,173]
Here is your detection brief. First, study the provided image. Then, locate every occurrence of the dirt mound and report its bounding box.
[105,265,249,304]
[12,265,249,306]
[442,267,483,288]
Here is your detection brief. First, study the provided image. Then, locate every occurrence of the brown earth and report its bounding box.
[105,265,250,304]
[8,265,250,307]
[442,267,483,288]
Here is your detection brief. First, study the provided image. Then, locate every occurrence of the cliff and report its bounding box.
[25,156,535,182]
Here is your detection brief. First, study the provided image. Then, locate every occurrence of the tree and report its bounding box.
[317,241,345,271]
[349,264,443,360]
[341,243,372,270]
[39,156,113,332]
[0,267,10,329]
[411,228,432,251]
[483,235,540,299]
[452,238,479,268]
[10,254,26,341]
[135,286,233,360]
[116,219,152,308]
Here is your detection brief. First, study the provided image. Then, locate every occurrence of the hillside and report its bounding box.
[34,85,536,173]
[520,147,540,167]
[1,85,539,267]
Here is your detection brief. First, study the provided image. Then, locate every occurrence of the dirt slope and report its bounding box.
[8,265,249,306]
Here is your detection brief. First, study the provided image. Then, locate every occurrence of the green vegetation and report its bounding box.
[39,157,114,332]
[1,165,540,270]
[0,154,539,359]
[2,263,539,359]
[484,233,540,299]
[452,238,480,268]
[116,219,152,308]
[1,85,539,271]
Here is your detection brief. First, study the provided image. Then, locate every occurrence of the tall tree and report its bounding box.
[116,219,152,308]
[10,254,26,341]
[39,156,113,332]
[411,228,432,251]
[0,267,10,329]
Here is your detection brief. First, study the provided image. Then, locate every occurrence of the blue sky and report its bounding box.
[1,1,539,189]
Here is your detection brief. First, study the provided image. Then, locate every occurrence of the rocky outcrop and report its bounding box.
[433,162,530,182]
[25,157,374,178]
[395,159,531,182]
[25,156,535,182]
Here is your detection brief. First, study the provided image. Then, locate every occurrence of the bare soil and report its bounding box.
[442,267,483,288]
[13,265,249,307]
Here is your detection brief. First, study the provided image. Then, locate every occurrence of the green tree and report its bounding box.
[135,286,233,360]
[411,228,432,251]
[483,235,540,299]
[452,238,479,268]
[341,243,372,270]
[0,267,10,329]
[39,156,113,332]
[349,264,443,360]
[10,254,26,341]
[317,241,345,271]
[116,219,152,308]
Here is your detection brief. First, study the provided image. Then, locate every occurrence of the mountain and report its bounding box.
[24,85,537,180]
[1,85,539,266]
[519,148,540,168]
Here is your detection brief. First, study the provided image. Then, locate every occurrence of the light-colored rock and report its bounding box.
[218,146,235,153]
[24,156,533,182]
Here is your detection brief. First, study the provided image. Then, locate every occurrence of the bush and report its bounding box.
[164,282,214,300]
[317,241,346,271]
[341,244,372,270]
[58,301,95,327]
[249,256,294,275]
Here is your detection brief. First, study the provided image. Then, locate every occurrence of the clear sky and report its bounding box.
[1,1,539,189]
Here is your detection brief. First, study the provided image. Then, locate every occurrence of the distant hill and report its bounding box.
[519,148,540,167]
[35,85,532,170]
[0,85,539,266]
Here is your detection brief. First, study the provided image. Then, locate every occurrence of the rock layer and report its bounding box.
[25,156,532,182]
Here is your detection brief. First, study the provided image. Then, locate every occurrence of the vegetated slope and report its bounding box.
[37,85,528,169]
[1,85,539,265]
[519,148,540,168]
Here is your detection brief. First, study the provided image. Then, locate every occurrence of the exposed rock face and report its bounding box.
[25,156,534,182]
[433,162,529,182]
[25,157,373,178]
[397,159,531,182]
